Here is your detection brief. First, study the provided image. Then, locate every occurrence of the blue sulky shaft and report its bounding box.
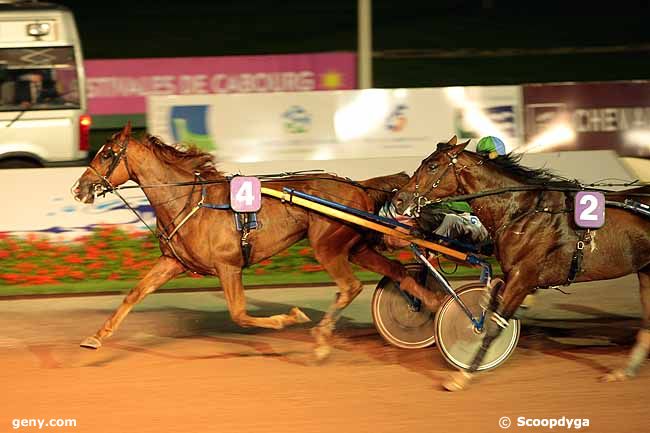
[410,245,484,329]
[282,187,413,230]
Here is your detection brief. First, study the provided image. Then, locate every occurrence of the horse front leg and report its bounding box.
[80,255,185,349]
[217,263,311,330]
[602,267,650,382]
[443,273,530,391]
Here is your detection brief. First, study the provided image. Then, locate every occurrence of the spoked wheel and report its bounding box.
[372,263,444,349]
[435,283,520,371]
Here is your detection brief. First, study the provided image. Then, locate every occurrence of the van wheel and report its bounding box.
[0,158,42,169]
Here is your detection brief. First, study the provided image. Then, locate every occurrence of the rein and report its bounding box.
[411,149,650,207]
[419,183,650,205]
[91,167,398,241]
[108,171,398,196]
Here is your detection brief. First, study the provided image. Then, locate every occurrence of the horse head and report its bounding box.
[392,135,471,215]
[72,122,135,204]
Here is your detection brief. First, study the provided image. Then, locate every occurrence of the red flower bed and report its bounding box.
[0,227,416,287]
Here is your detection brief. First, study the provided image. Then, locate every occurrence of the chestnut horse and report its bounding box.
[72,124,442,359]
[393,136,650,390]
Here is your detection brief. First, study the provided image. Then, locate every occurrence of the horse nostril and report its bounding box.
[70,180,85,199]
[393,191,412,212]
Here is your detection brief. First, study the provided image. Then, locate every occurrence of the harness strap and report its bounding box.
[201,203,231,210]
[234,212,257,267]
[98,177,196,271]
[567,229,591,284]
[167,204,203,239]
[241,225,252,268]
[199,181,231,210]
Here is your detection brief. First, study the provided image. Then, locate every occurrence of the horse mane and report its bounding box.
[142,134,222,177]
[474,151,578,188]
[359,172,410,208]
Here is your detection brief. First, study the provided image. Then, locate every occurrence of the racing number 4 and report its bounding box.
[230,177,262,212]
[235,181,254,206]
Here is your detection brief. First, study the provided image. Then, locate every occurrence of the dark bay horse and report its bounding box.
[72,123,443,359]
[393,136,650,390]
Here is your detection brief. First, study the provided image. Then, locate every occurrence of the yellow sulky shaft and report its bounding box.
[260,187,469,262]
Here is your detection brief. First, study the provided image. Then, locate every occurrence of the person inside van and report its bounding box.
[37,71,62,104]
[12,71,42,108]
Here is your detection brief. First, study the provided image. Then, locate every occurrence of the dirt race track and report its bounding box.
[1,275,649,433]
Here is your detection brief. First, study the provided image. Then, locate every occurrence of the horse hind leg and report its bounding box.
[310,254,366,361]
[602,267,650,382]
[218,263,310,330]
[80,256,185,349]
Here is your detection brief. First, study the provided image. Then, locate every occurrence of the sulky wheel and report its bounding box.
[434,283,520,371]
[371,263,444,349]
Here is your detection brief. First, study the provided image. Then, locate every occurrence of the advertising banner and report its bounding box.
[146,86,522,163]
[86,52,356,115]
[523,81,650,157]
[0,168,151,239]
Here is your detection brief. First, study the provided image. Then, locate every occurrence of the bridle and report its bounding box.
[79,135,178,246]
[406,148,479,216]
[87,135,131,195]
[81,136,160,238]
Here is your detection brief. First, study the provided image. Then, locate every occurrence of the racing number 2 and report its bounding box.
[230,177,261,212]
[574,191,605,228]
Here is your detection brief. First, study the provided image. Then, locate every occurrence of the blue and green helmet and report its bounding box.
[476,136,506,159]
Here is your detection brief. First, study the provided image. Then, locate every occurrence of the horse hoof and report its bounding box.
[600,369,629,382]
[290,307,311,324]
[80,336,102,350]
[310,324,332,341]
[442,371,473,391]
[314,345,331,362]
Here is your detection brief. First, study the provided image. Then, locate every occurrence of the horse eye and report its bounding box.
[101,152,112,160]
[429,163,437,171]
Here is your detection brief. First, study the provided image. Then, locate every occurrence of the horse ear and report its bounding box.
[447,135,458,146]
[450,139,470,155]
[121,121,132,137]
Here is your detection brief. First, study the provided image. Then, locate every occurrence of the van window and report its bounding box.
[0,46,81,111]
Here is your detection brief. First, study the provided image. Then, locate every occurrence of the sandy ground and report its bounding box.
[1,275,648,433]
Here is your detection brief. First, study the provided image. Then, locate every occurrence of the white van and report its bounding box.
[0,0,90,168]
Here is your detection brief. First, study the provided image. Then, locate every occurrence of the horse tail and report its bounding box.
[358,172,410,211]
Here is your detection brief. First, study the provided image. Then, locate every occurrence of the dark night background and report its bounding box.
[56,0,650,87]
